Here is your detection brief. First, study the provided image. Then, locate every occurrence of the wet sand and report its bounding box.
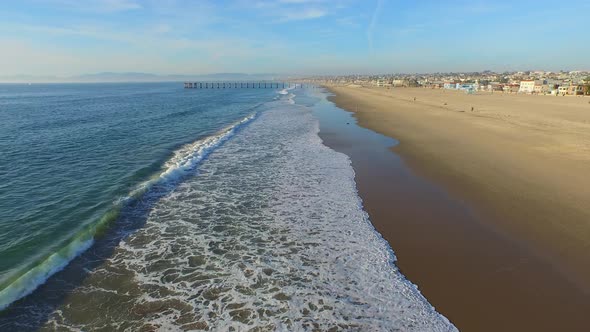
[318,86,590,331]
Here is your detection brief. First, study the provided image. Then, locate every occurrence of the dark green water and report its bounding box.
[0,83,275,308]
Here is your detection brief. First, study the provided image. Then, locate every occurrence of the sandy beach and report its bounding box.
[324,86,590,331]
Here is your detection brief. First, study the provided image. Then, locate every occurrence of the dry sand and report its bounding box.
[325,86,590,330]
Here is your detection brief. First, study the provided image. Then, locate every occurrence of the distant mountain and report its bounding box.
[0,72,291,83]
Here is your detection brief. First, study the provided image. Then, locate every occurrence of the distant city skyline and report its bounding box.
[1,0,589,77]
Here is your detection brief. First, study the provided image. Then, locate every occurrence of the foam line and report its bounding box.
[0,113,258,311]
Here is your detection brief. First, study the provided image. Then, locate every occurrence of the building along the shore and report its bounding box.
[503,84,520,93]
[558,86,569,95]
[533,83,550,94]
[519,80,549,94]
[518,80,535,93]
[392,79,406,87]
[569,85,584,95]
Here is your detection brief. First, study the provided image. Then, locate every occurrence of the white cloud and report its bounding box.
[39,0,142,13]
[275,8,327,22]
[278,0,328,3]
[235,0,342,23]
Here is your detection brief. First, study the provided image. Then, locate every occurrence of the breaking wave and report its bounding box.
[0,113,258,311]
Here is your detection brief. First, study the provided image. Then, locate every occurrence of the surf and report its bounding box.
[0,113,258,311]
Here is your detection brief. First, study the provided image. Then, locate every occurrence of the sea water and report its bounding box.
[0,83,456,331]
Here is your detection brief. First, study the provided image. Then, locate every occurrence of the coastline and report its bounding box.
[320,86,590,331]
[0,88,459,330]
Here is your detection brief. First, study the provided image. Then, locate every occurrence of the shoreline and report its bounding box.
[0,89,460,330]
[319,86,590,331]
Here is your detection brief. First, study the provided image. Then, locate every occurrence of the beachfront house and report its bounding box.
[443,82,456,89]
[490,82,504,92]
[456,83,477,93]
[421,80,444,89]
[375,79,391,87]
[555,84,584,96]
[503,84,520,93]
[424,81,444,89]
[558,86,569,95]
[518,80,535,93]
[443,82,477,92]
[534,84,550,94]
[392,79,406,87]
[568,85,584,95]
[433,81,445,88]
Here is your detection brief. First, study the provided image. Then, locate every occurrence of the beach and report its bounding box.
[324,86,590,331]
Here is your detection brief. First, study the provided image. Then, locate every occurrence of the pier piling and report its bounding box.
[184,81,303,90]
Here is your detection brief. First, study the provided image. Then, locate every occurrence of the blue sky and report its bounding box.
[1,0,588,76]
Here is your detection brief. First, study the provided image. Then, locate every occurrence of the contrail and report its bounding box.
[367,0,384,54]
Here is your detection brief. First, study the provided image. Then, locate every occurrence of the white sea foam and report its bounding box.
[36,93,457,330]
[127,113,257,199]
[278,87,296,104]
[278,84,297,96]
[0,114,257,313]
[160,114,256,181]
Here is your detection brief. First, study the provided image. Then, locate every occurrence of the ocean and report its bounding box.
[0,83,455,331]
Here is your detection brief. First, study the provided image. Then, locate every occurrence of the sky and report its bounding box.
[0,0,589,77]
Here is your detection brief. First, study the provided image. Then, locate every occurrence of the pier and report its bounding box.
[183,82,316,89]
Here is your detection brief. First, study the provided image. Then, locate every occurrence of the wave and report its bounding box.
[278,83,298,94]
[276,86,297,105]
[0,113,258,311]
[34,95,456,330]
